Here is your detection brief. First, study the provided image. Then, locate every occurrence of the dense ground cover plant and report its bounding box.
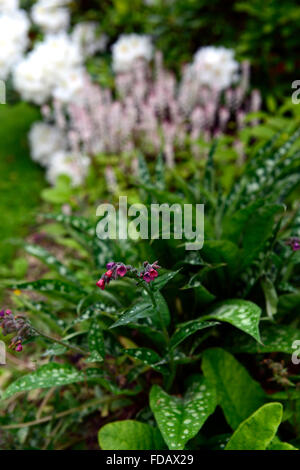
[1,131,300,450]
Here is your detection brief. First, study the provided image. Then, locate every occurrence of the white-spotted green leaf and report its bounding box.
[110,302,153,328]
[202,348,265,429]
[87,318,105,362]
[43,213,93,233]
[70,302,117,328]
[203,299,262,342]
[2,363,89,400]
[170,320,219,349]
[225,403,283,450]
[230,324,300,354]
[10,279,86,299]
[24,244,77,283]
[152,290,170,327]
[1,364,140,400]
[98,420,165,450]
[125,348,167,374]
[150,377,217,450]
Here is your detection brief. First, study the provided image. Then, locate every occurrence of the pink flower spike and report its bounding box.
[15,344,23,352]
[5,309,12,315]
[116,264,127,277]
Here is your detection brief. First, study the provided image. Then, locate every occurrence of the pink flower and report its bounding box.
[106,262,116,269]
[15,344,23,352]
[96,278,105,290]
[148,268,158,279]
[116,264,127,277]
[143,272,152,283]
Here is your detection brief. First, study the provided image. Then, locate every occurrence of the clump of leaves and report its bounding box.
[1,131,300,450]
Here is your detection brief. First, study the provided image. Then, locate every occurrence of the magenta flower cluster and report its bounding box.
[96,261,160,290]
[0,309,31,352]
[286,237,300,252]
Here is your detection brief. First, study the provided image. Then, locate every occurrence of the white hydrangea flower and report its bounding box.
[193,46,239,90]
[13,32,83,104]
[72,22,107,57]
[0,9,30,79]
[53,67,85,102]
[46,151,90,186]
[112,34,153,72]
[0,0,19,12]
[31,0,70,33]
[29,122,66,166]
[13,53,53,103]
[33,33,82,80]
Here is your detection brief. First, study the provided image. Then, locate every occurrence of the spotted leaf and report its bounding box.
[150,377,217,450]
[203,299,262,342]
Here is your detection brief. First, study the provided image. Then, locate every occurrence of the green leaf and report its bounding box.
[238,204,284,271]
[225,403,283,450]
[268,437,298,450]
[150,378,217,450]
[152,290,170,327]
[170,320,219,349]
[41,175,72,204]
[98,420,165,450]
[125,348,167,373]
[200,240,240,284]
[138,153,152,186]
[222,199,265,243]
[203,299,262,342]
[1,364,139,400]
[24,244,77,283]
[43,213,93,233]
[203,140,217,193]
[202,348,265,429]
[261,277,278,319]
[110,301,153,328]
[155,152,166,191]
[2,363,96,400]
[230,324,300,354]
[111,291,170,329]
[152,270,180,291]
[9,279,86,300]
[87,318,105,362]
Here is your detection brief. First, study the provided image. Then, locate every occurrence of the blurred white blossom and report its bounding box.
[13,33,84,104]
[46,151,90,186]
[112,34,153,72]
[0,0,19,12]
[0,9,29,79]
[72,22,107,57]
[193,46,239,90]
[29,122,66,166]
[31,0,70,32]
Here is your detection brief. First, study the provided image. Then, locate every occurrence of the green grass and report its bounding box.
[0,102,45,265]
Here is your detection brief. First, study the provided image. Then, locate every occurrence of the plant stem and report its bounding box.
[1,396,117,430]
[144,284,176,391]
[32,327,88,356]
